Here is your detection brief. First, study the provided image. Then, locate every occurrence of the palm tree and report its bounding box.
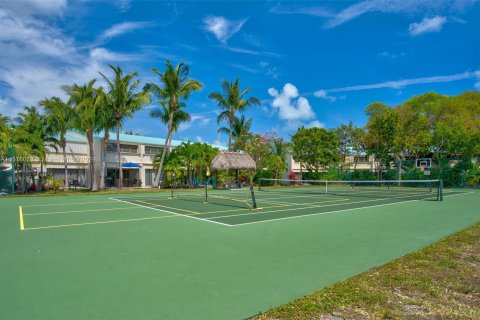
[218,115,252,150]
[209,79,260,150]
[15,106,59,191]
[94,88,116,189]
[99,65,149,188]
[144,60,202,187]
[63,80,100,191]
[41,97,75,190]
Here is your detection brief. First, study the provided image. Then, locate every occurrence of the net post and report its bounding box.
[258,178,262,191]
[249,185,257,209]
[205,180,208,203]
[439,179,443,201]
[325,181,328,195]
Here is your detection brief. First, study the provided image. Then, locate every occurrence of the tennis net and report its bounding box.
[173,186,258,210]
[258,178,443,201]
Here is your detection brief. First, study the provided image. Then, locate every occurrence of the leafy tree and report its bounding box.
[0,114,11,157]
[41,97,75,191]
[99,65,149,188]
[63,80,101,191]
[364,102,398,178]
[209,78,260,150]
[144,60,202,187]
[291,127,340,173]
[14,106,58,191]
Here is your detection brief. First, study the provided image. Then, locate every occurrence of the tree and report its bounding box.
[291,127,340,173]
[63,80,101,191]
[94,88,116,189]
[0,114,11,156]
[41,97,75,191]
[333,121,356,171]
[364,102,398,178]
[144,60,202,187]
[209,78,260,150]
[99,65,149,188]
[15,106,58,191]
[219,115,252,151]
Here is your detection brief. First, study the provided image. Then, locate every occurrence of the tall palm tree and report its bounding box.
[218,115,252,150]
[144,60,202,187]
[149,101,191,185]
[99,65,149,188]
[63,80,100,191]
[209,78,260,150]
[41,97,75,190]
[94,88,116,189]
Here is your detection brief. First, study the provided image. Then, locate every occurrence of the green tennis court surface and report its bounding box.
[1,188,479,319]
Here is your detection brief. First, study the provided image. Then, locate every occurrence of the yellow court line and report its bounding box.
[24,215,179,231]
[19,206,24,231]
[24,207,139,216]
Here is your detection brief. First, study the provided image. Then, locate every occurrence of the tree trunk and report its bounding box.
[62,135,69,191]
[39,160,44,192]
[88,132,98,191]
[99,132,109,189]
[154,127,172,188]
[116,122,122,188]
[228,117,233,151]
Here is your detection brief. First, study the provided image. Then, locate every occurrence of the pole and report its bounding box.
[249,185,257,209]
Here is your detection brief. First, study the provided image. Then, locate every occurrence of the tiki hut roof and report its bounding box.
[210,151,256,170]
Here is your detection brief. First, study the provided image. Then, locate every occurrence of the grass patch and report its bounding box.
[256,222,480,320]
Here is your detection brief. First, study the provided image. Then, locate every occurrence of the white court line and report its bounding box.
[208,191,473,227]
[110,198,232,227]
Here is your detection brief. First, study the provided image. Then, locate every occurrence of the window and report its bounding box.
[107,143,138,154]
[145,146,163,155]
[354,156,369,163]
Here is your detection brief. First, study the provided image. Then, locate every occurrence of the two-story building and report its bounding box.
[42,131,224,188]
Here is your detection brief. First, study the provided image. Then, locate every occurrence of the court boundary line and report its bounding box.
[23,215,177,231]
[110,198,232,227]
[217,191,473,227]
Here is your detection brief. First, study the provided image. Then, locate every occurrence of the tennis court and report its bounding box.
[19,179,465,230]
[2,183,479,320]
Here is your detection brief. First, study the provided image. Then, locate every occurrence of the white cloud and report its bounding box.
[319,70,480,93]
[268,83,321,130]
[178,115,211,132]
[409,16,447,36]
[273,0,476,29]
[305,120,325,128]
[313,89,337,102]
[195,136,204,143]
[475,71,480,89]
[100,22,154,40]
[203,16,248,43]
[230,64,258,74]
[0,0,67,17]
[259,61,279,79]
[90,48,140,62]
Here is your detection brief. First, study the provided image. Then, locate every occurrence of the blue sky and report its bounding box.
[0,0,479,145]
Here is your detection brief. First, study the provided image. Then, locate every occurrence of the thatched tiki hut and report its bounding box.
[210,151,256,187]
